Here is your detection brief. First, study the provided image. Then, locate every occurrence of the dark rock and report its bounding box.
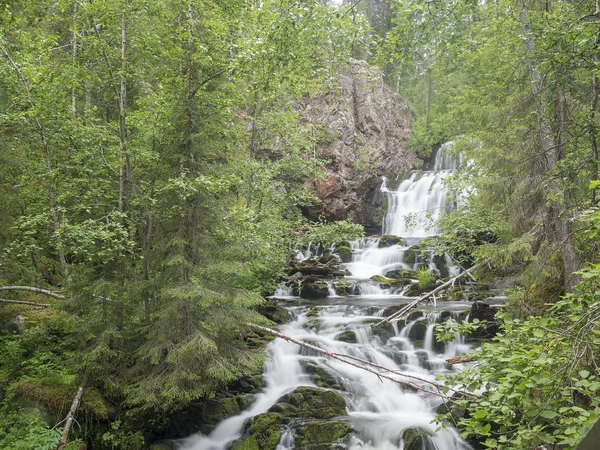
[335,330,357,343]
[258,302,289,324]
[333,279,353,296]
[378,234,404,248]
[364,319,395,343]
[301,362,346,391]
[300,282,329,299]
[268,387,347,421]
[407,320,427,341]
[468,302,500,339]
[4,315,25,334]
[295,420,354,449]
[334,246,353,263]
[401,427,436,450]
[385,269,417,279]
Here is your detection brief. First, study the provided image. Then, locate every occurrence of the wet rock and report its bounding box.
[378,234,404,248]
[295,420,354,449]
[401,427,436,450]
[407,320,427,341]
[303,319,323,331]
[306,308,320,318]
[334,246,353,263]
[268,387,348,420]
[148,442,177,450]
[385,269,417,279]
[364,319,395,343]
[335,330,357,343]
[301,362,346,391]
[258,302,289,324]
[300,282,329,299]
[231,412,282,450]
[468,302,500,339]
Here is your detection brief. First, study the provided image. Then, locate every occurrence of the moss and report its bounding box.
[332,279,353,296]
[378,234,403,248]
[301,362,345,390]
[402,427,435,450]
[364,319,395,342]
[230,438,260,450]
[306,308,320,317]
[334,246,353,263]
[246,412,282,450]
[335,330,357,343]
[300,282,329,299]
[269,387,347,420]
[370,275,393,286]
[295,420,353,449]
[12,379,109,420]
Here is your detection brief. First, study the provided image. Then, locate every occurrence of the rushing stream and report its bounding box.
[179,144,473,450]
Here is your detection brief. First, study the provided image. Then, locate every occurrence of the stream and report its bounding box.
[179,144,475,450]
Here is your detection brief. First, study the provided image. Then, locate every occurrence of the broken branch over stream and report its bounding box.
[374,263,482,327]
[252,324,474,401]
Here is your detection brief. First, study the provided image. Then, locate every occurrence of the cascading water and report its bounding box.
[179,144,472,450]
[179,305,473,450]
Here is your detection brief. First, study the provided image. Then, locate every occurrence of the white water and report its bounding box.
[345,143,460,284]
[179,305,472,450]
[179,144,471,450]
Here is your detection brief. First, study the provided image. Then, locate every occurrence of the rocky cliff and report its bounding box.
[303,59,413,229]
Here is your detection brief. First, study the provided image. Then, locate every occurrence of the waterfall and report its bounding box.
[178,144,472,449]
[178,306,472,450]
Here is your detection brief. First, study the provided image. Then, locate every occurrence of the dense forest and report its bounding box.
[1,0,600,449]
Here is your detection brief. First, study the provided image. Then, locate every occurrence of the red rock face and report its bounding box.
[303,60,414,227]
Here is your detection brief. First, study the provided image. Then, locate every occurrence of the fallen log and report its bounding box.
[374,263,482,328]
[446,355,473,365]
[0,286,65,300]
[0,298,49,307]
[57,386,84,450]
[251,324,473,400]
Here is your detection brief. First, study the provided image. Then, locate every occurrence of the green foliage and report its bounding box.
[294,220,365,249]
[434,318,482,345]
[416,267,435,289]
[0,408,62,450]
[437,268,600,449]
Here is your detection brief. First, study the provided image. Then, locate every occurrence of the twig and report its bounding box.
[0,298,49,307]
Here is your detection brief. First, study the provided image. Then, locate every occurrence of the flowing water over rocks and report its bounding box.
[178,144,478,450]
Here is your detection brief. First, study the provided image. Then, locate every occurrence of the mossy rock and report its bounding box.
[402,247,419,264]
[378,234,404,248]
[334,246,353,263]
[364,320,395,343]
[300,282,329,299]
[306,307,320,318]
[401,427,436,450]
[303,319,323,331]
[231,412,282,450]
[295,420,354,449]
[199,396,250,431]
[407,320,428,341]
[148,442,177,450]
[335,330,357,343]
[333,279,353,296]
[301,362,346,391]
[385,269,417,279]
[268,387,347,421]
[258,302,289,324]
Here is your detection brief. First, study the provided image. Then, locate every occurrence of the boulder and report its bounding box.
[335,330,358,343]
[231,412,282,450]
[295,420,354,449]
[401,427,436,450]
[268,387,348,420]
[301,362,346,391]
[378,234,404,248]
[300,282,329,299]
[468,302,499,339]
[258,302,289,324]
[334,246,353,263]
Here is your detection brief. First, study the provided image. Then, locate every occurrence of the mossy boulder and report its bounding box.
[268,387,347,420]
[300,282,329,299]
[231,412,282,450]
[333,279,354,296]
[378,234,404,248]
[364,319,395,343]
[334,246,353,263]
[335,330,358,343]
[401,427,436,450]
[370,275,393,287]
[258,302,289,324]
[301,362,346,390]
[295,420,354,449]
[385,269,418,279]
[306,307,320,317]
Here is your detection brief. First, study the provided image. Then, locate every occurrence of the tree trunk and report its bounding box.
[519,1,580,289]
[57,386,84,450]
